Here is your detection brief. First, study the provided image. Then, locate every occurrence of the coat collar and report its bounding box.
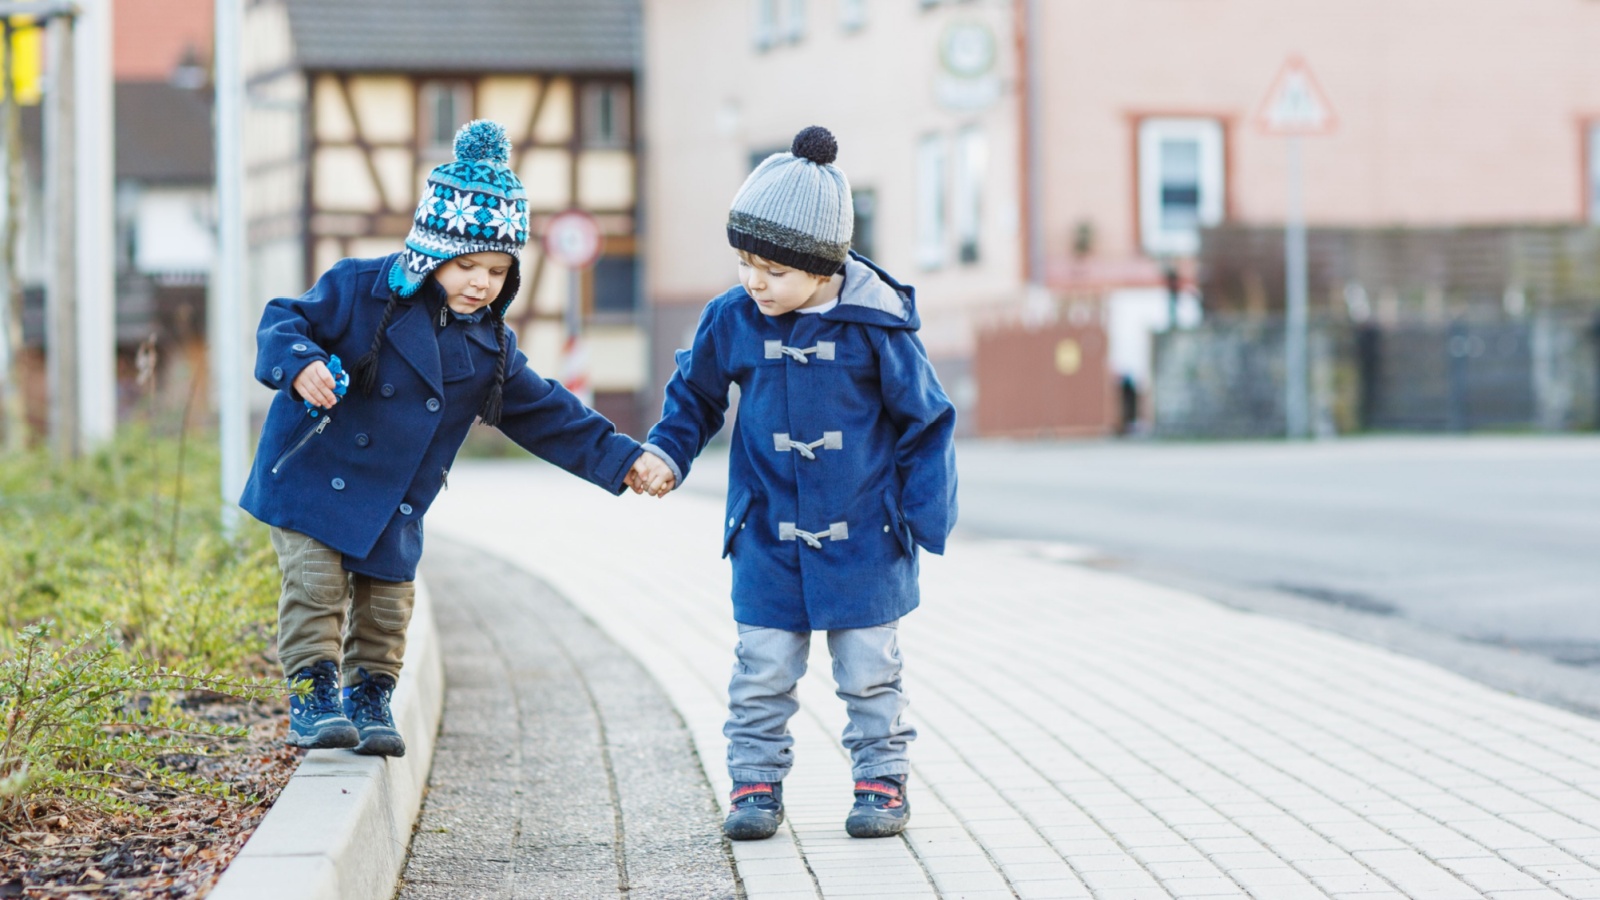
[384,301,443,391]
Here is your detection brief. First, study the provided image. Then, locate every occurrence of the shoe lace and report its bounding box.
[296,661,344,716]
[346,676,393,726]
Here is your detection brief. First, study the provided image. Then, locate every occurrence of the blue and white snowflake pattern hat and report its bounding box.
[389,119,530,315]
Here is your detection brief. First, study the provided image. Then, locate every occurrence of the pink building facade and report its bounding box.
[642,0,1600,433]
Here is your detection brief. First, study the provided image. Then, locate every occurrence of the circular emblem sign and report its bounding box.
[544,209,603,269]
[940,21,996,78]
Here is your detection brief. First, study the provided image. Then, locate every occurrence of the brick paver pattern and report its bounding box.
[429,460,1600,900]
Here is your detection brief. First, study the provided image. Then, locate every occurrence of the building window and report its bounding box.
[783,0,806,42]
[1137,117,1224,257]
[753,0,778,49]
[420,81,472,157]
[840,0,866,31]
[852,188,876,260]
[581,83,632,148]
[591,255,639,316]
[916,134,947,269]
[1589,123,1600,223]
[953,126,986,265]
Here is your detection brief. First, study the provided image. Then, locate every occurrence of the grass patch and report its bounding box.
[0,429,279,825]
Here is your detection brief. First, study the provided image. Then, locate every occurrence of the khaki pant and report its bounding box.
[271,527,414,686]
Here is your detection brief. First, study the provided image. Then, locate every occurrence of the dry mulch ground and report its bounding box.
[0,698,302,900]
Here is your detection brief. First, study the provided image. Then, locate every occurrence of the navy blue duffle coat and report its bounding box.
[645,253,958,631]
[240,254,643,582]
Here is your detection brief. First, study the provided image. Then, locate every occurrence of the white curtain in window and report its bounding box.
[917,134,948,269]
[954,127,986,264]
[1137,117,1224,257]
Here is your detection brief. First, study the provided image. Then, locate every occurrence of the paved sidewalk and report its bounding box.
[398,539,737,899]
[429,459,1600,900]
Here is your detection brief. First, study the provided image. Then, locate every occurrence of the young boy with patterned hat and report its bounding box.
[635,126,959,839]
[241,120,672,756]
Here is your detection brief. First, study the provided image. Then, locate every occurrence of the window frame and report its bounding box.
[1135,116,1226,258]
[580,81,633,149]
[418,80,473,158]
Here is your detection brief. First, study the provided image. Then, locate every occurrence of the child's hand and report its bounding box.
[627,453,675,498]
[293,360,341,410]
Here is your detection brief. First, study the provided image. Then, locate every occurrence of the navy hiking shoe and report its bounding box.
[845,775,910,838]
[343,667,406,757]
[723,782,784,841]
[286,660,358,749]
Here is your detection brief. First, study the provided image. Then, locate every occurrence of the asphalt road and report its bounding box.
[680,435,1600,716]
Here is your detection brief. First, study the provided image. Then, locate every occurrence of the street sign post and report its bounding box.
[543,209,602,404]
[1258,56,1335,440]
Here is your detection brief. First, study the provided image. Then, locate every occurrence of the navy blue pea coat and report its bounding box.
[645,253,958,631]
[240,254,643,581]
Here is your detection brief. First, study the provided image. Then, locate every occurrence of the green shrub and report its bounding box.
[0,428,280,819]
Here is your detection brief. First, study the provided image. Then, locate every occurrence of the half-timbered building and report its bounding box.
[243,0,648,433]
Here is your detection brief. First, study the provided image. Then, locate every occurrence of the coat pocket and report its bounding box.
[722,488,754,559]
[881,488,914,557]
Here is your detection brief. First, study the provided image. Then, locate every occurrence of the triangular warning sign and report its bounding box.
[1258,57,1336,135]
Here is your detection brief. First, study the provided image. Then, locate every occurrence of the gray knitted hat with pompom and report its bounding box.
[727,125,854,276]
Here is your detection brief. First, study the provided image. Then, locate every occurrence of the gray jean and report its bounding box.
[724,621,916,783]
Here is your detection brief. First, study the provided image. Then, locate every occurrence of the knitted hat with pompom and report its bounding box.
[390,119,529,316]
[727,125,854,277]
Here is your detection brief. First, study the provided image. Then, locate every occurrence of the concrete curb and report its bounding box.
[209,579,443,900]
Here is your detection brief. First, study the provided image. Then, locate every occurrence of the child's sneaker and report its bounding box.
[845,775,909,838]
[286,660,358,749]
[723,782,783,840]
[343,667,406,757]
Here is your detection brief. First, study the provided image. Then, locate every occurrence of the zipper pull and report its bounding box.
[439,305,448,328]
[441,467,449,490]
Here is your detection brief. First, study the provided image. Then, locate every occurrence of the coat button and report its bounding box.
[380,384,395,397]
[271,366,283,381]
[355,433,370,447]
[399,503,413,515]
[883,525,890,532]
[291,343,308,352]
[331,478,345,490]
[426,398,441,412]
[728,517,735,526]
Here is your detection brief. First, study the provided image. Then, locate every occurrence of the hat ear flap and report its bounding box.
[492,258,523,318]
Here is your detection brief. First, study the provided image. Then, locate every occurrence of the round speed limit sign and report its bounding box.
[544,209,603,270]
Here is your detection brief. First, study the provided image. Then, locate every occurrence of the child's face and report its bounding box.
[435,251,515,314]
[737,251,832,316]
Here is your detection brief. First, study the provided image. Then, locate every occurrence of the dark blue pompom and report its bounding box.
[791,126,838,165]
[454,120,511,164]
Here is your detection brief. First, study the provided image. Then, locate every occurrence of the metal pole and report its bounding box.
[74,0,112,446]
[1284,134,1309,440]
[0,18,28,452]
[43,11,74,456]
[213,0,246,531]
[1020,0,1044,286]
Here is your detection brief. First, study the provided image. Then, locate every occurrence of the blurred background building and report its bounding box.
[240,0,647,432]
[10,0,1600,444]
[641,0,1600,439]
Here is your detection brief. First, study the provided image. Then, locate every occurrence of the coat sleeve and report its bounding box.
[876,328,959,555]
[254,259,361,397]
[495,330,644,495]
[642,301,732,485]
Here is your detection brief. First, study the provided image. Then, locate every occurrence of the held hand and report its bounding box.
[293,360,339,410]
[629,454,676,498]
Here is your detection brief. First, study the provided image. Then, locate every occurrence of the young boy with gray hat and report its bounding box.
[636,126,959,839]
[241,120,671,757]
